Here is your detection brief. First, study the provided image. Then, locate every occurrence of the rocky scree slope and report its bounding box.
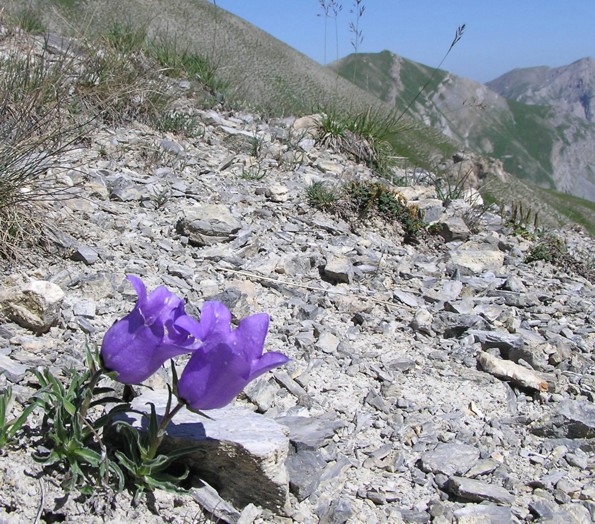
[1,37,595,524]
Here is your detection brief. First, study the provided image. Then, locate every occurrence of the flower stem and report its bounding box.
[79,368,104,420]
[147,401,185,460]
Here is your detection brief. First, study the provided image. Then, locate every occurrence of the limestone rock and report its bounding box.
[276,415,344,451]
[291,114,322,139]
[448,249,505,274]
[435,216,471,242]
[265,184,289,203]
[177,204,242,246]
[410,308,434,335]
[0,278,64,334]
[323,255,353,284]
[70,245,98,265]
[453,504,512,524]
[286,448,326,501]
[467,329,524,354]
[119,391,290,513]
[419,443,480,477]
[416,199,445,223]
[108,175,143,201]
[446,476,514,505]
[531,400,595,439]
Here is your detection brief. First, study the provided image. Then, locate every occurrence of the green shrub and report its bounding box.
[147,37,228,96]
[507,201,540,238]
[525,235,565,264]
[0,47,90,259]
[344,180,424,241]
[317,107,400,176]
[154,112,202,138]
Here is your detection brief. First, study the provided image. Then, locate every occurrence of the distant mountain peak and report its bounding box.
[487,57,595,122]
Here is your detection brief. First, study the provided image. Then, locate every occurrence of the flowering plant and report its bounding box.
[177,302,289,410]
[26,275,288,499]
[101,275,203,384]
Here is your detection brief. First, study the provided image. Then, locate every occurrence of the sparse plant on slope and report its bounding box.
[524,232,594,282]
[14,8,46,34]
[318,0,343,65]
[240,165,269,181]
[307,181,339,209]
[0,45,91,260]
[307,179,424,242]
[103,19,147,54]
[344,180,424,242]
[525,235,565,264]
[507,201,540,238]
[154,111,203,138]
[394,24,465,125]
[318,107,400,175]
[0,385,36,451]
[80,39,175,124]
[431,163,475,202]
[147,36,228,99]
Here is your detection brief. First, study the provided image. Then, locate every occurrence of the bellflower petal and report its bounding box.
[248,350,291,381]
[228,313,270,361]
[177,302,289,411]
[192,301,233,341]
[101,275,201,384]
[177,343,252,410]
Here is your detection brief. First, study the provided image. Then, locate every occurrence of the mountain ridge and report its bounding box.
[487,57,595,121]
[331,51,595,202]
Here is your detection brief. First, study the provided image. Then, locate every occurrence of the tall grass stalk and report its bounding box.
[319,0,343,65]
[395,24,465,125]
[349,0,365,80]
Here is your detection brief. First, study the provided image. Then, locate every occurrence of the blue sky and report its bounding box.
[213,1,595,83]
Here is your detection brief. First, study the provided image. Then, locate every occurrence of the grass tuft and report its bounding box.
[307,179,424,243]
[307,181,339,209]
[14,8,46,34]
[103,20,148,54]
[317,107,403,175]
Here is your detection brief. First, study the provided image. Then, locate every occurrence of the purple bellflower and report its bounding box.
[177,301,289,410]
[101,275,202,384]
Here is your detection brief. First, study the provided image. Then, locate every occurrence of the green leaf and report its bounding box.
[114,450,139,474]
[7,402,36,438]
[33,369,49,388]
[143,453,171,470]
[73,447,102,467]
[107,461,126,492]
[46,372,66,396]
[0,388,9,425]
[146,402,159,444]
[93,403,129,429]
[155,465,190,484]
[143,475,186,493]
[114,421,144,461]
[160,444,203,462]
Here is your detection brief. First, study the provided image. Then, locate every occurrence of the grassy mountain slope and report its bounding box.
[331,51,595,202]
[4,0,595,234]
[8,0,458,168]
